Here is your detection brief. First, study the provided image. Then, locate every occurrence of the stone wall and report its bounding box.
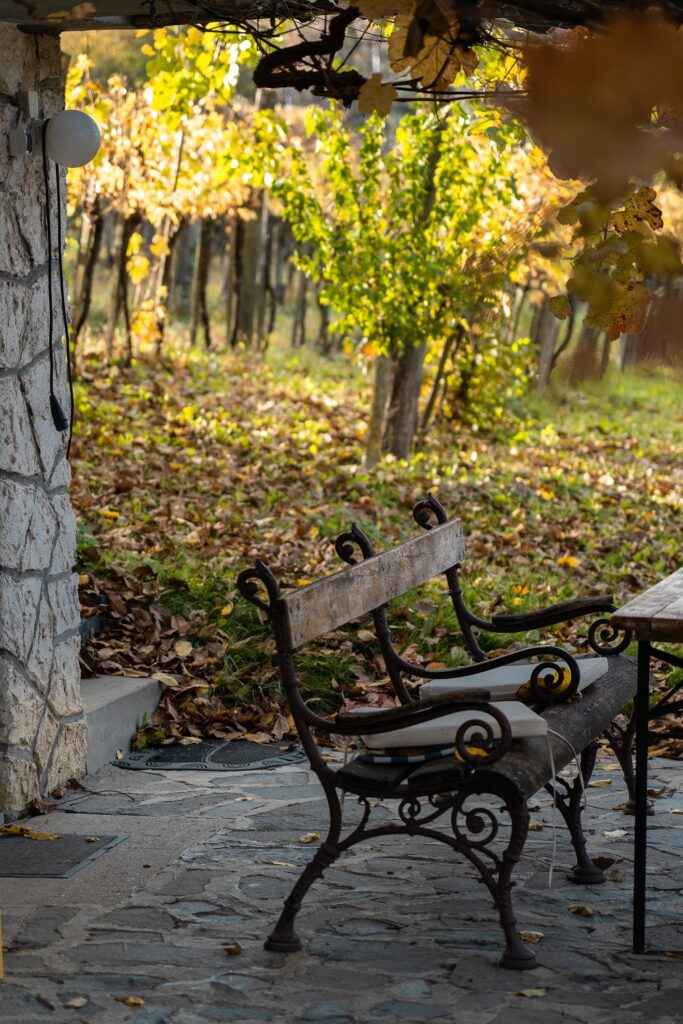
[0,26,85,818]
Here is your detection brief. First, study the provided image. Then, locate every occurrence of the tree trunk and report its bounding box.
[255,201,273,349]
[536,303,560,391]
[291,266,309,348]
[598,333,611,379]
[421,327,462,431]
[317,286,331,353]
[231,201,261,347]
[383,343,427,459]
[71,196,103,351]
[365,355,393,467]
[548,302,578,379]
[173,222,197,320]
[619,333,640,370]
[105,212,138,363]
[569,323,600,383]
[190,218,213,348]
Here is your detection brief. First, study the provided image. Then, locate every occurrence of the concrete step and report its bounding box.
[81,676,162,774]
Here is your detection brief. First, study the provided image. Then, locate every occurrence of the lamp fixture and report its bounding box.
[8,94,100,167]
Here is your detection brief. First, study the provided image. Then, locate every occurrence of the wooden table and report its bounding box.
[613,568,683,954]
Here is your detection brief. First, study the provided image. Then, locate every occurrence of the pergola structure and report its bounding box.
[0,0,680,819]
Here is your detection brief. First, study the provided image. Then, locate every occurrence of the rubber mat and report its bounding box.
[0,833,127,877]
[115,740,307,771]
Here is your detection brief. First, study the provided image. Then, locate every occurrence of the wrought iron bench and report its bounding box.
[237,496,636,970]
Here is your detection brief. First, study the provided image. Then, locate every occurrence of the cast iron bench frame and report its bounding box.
[237,495,636,970]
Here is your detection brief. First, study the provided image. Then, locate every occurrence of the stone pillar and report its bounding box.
[0,26,85,819]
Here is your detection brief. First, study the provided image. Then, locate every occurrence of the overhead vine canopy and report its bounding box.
[6,3,683,105]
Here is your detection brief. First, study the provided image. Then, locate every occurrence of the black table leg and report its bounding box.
[633,639,650,954]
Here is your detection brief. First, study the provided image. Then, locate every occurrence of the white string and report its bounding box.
[547,728,588,833]
[544,733,558,888]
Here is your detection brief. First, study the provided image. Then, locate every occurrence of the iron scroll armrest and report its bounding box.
[329,691,512,767]
[490,595,616,633]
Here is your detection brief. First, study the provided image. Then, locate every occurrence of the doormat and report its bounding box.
[115,740,307,772]
[0,833,127,878]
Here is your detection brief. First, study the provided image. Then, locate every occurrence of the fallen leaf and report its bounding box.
[669,808,683,815]
[151,672,180,687]
[509,988,547,998]
[299,832,321,844]
[174,640,193,659]
[587,779,612,788]
[528,822,544,832]
[0,825,59,840]
[120,996,145,1007]
[568,904,594,917]
[603,828,628,838]
[64,996,88,1008]
[591,856,616,870]
[520,931,544,944]
[265,859,296,867]
[85,836,99,843]
[224,942,243,956]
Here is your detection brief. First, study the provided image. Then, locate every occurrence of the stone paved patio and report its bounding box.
[2,751,683,1023]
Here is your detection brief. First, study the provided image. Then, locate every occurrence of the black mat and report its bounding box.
[0,833,127,877]
[115,740,307,771]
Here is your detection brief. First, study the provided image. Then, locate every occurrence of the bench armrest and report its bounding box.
[490,595,615,633]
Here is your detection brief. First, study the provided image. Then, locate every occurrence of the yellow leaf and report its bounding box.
[520,931,544,944]
[121,996,145,1007]
[78,573,90,585]
[220,603,234,617]
[537,487,554,501]
[150,234,171,258]
[509,988,547,998]
[85,836,99,843]
[299,831,321,844]
[528,822,544,832]
[126,231,143,257]
[557,555,580,569]
[360,340,379,358]
[568,904,594,917]
[0,824,59,840]
[357,74,397,118]
[141,44,155,56]
[587,779,612,788]
[174,640,193,659]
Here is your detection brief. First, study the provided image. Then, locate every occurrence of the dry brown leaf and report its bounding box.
[299,831,321,844]
[174,640,193,659]
[224,942,242,956]
[358,75,397,118]
[64,996,88,1008]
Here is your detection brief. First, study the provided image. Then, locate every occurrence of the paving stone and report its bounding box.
[369,999,448,1019]
[301,1002,352,1023]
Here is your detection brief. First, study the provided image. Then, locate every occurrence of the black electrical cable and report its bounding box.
[55,162,75,458]
[41,118,69,434]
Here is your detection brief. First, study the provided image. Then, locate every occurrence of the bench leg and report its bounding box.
[452,790,537,970]
[264,787,342,953]
[545,741,606,885]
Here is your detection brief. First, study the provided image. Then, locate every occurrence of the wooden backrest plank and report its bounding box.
[281,519,465,649]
